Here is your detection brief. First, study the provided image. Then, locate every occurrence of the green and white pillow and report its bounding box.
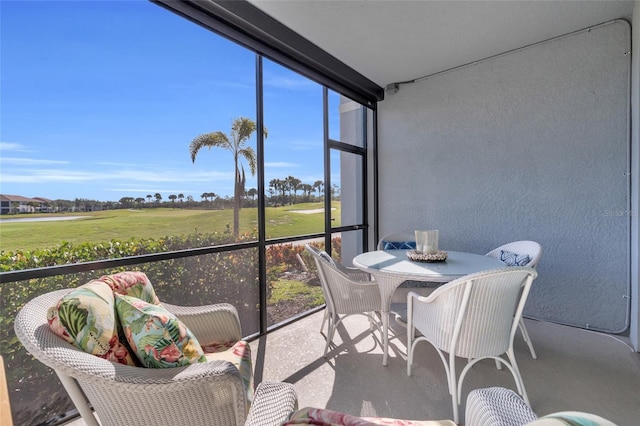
[115,294,207,368]
[47,280,137,366]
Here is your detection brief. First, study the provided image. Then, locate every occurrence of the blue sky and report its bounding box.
[1,0,337,202]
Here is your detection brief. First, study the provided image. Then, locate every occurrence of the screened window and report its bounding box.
[1,2,373,424]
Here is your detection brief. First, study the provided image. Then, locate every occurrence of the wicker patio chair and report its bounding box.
[465,387,617,426]
[305,244,374,334]
[486,241,543,359]
[407,267,538,424]
[14,289,296,426]
[306,243,373,282]
[305,244,382,357]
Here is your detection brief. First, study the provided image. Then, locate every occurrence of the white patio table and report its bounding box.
[352,249,506,366]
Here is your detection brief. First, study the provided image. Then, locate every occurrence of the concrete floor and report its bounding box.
[250,310,640,425]
[65,309,640,425]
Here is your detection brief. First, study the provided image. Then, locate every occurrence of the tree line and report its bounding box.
[31,176,339,215]
[113,178,338,210]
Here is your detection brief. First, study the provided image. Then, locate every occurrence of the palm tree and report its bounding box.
[285,176,301,205]
[301,183,314,201]
[189,117,266,239]
[269,178,286,206]
[313,180,324,200]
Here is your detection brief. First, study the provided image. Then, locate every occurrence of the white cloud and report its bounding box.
[265,161,299,168]
[290,140,322,151]
[0,157,69,166]
[1,169,97,183]
[0,164,234,185]
[168,78,254,92]
[264,73,316,90]
[0,143,31,152]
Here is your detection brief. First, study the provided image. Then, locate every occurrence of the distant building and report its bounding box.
[0,194,53,214]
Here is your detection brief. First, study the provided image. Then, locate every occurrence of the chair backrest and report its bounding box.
[377,232,416,250]
[305,244,376,314]
[485,240,543,268]
[411,267,538,358]
[305,244,338,312]
[14,290,250,426]
[305,243,337,267]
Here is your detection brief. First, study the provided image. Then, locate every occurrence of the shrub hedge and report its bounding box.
[0,231,335,425]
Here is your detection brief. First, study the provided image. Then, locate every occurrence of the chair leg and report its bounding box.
[519,319,537,359]
[407,324,417,376]
[506,348,530,406]
[324,314,336,357]
[367,312,376,331]
[449,353,459,424]
[407,341,414,376]
[57,373,101,426]
[320,309,328,333]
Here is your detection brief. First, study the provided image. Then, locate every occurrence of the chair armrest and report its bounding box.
[163,302,243,346]
[245,381,298,426]
[465,387,538,426]
[79,360,249,426]
[336,264,374,281]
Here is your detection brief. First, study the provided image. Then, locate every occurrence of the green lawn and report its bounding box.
[0,202,340,252]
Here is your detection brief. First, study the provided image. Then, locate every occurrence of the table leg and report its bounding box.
[382,311,390,366]
[373,274,405,366]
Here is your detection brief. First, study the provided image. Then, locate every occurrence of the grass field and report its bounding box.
[0,202,340,252]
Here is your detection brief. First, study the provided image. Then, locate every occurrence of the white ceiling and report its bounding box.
[249,0,635,90]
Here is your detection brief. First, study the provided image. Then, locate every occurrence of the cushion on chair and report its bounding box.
[115,294,207,368]
[319,250,337,266]
[47,280,138,366]
[284,407,455,425]
[99,271,161,305]
[204,340,254,409]
[527,412,618,426]
[381,241,416,250]
[499,250,531,266]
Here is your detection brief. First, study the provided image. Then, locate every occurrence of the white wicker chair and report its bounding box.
[486,241,543,359]
[305,243,373,282]
[305,244,382,357]
[14,289,297,426]
[465,387,618,426]
[305,244,374,333]
[406,267,538,424]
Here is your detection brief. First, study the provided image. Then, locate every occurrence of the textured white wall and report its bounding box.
[630,2,639,350]
[377,20,631,333]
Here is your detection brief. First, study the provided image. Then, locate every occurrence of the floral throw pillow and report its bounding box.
[528,411,617,426]
[115,294,206,368]
[99,271,160,305]
[500,250,531,267]
[47,280,137,366]
[284,407,455,425]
